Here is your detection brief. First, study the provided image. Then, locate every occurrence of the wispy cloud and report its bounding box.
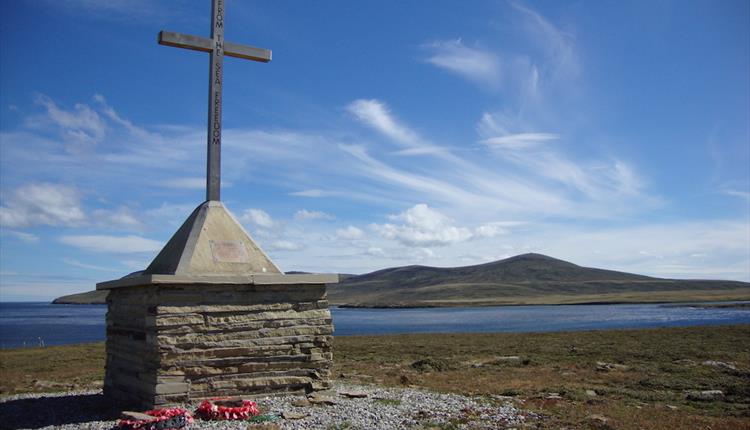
[62,258,122,272]
[508,1,579,80]
[721,188,750,201]
[0,183,87,228]
[239,209,276,229]
[59,234,162,253]
[27,94,106,152]
[347,99,423,147]
[161,177,207,190]
[295,209,334,221]
[336,226,365,240]
[267,240,304,252]
[422,39,502,89]
[1,230,40,243]
[1,93,745,284]
[482,132,559,149]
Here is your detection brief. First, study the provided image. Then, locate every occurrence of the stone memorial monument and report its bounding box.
[97,0,336,409]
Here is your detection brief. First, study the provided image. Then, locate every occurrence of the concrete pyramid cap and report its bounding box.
[96,201,338,290]
[144,201,281,276]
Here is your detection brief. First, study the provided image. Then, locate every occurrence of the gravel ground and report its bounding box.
[0,383,536,430]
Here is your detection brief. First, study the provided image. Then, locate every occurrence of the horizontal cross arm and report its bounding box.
[158,30,272,62]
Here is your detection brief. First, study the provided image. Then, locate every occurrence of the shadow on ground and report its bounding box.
[0,393,119,429]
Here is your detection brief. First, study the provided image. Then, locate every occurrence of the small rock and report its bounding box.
[686,390,724,401]
[586,414,611,429]
[281,410,308,420]
[121,411,155,420]
[495,356,521,361]
[585,390,597,397]
[290,398,310,407]
[339,390,368,398]
[32,380,69,389]
[702,360,737,371]
[595,361,628,372]
[545,393,563,400]
[247,424,280,430]
[492,395,516,401]
[666,405,678,410]
[307,393,337,405]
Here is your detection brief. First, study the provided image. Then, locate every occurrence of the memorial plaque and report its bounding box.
[210,240,249,263]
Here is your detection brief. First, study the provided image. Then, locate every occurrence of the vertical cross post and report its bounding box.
[207,0,224,201]
[158,0,272,202]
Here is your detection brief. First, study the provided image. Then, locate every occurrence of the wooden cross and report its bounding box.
[158,0,271,202]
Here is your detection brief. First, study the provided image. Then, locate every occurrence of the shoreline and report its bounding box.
[41,296,750,307]
[335,298,750,309]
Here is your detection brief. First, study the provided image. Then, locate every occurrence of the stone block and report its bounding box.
[155,382,190,395]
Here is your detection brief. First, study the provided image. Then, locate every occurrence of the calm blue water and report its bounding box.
[0,303,107,348]
[1,302,749,348]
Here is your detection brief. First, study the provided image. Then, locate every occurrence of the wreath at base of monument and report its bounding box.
[117,408,193,430]
[195,398,261,420]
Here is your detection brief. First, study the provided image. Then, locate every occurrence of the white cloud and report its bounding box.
[336,226,364,240]
[92,207,141,229]
[347,99,422,147]
[508,1,579,80]
[423,39,502,89]
[239,209,275,228]
[366,247,386,257]
[31,94,106,151]
[160,176,231,191]
[374,204,473,247]
[290,189,328,198]
[2,230,40,243]
[62,258,121,272]
[162,177,207,190]
[59,234,162,253]
[0,183,86,228]
[722,189,750,201]
[268,240,303,251]
[474,223,510,238]
[295,209,334,221]
[477,112,652,206]
[482,133,559,150]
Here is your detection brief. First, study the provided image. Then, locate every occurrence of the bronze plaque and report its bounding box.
[210,240,249,263]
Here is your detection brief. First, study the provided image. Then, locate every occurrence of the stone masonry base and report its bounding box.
[103,282,333,409]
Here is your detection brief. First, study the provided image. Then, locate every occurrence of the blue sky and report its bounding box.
[1,0,748,301]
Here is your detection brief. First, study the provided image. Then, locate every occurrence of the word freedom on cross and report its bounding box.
[158,0,271,202]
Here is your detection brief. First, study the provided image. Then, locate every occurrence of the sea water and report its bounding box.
[1,301,749,348]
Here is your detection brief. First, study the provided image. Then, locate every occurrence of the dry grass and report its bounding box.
[333,325,750,429]
[0,343,104,395]
[1,325,748,429]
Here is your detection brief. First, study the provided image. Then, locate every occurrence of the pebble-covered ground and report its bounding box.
[0,383,537,430]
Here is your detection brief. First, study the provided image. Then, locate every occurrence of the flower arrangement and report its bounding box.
[117,408,193,430]
[194,398,261,421]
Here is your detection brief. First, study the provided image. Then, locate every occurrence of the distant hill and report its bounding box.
[327,253,750,307]
[52,253,750,307]
[52,290,108,304]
